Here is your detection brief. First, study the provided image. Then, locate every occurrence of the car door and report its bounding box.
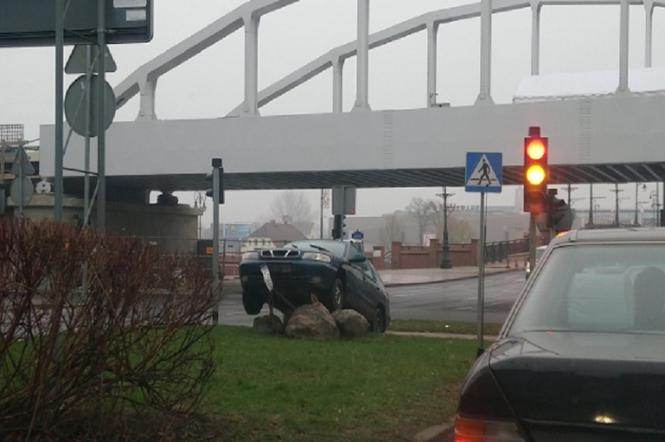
[342,261,367,312]
[352,260,381,318]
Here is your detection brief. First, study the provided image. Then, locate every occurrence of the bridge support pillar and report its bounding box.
[476,0,494,104]
[333,58,344,113]
[530,2,541,75]
[427,23,438,108]
[645,1,654,68]
[242,14,260,117]
[138,78,158,120]
[353,0,371,111]
[617,0,630,93]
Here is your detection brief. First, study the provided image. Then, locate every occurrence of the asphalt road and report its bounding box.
[388,271,525,324]
[218,270,525,327]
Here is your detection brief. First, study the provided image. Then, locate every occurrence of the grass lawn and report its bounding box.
[203,326,477,441]
[389,319,503,336]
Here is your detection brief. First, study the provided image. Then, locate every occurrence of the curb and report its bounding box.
[413,422,454,442]
[386,331,499,341]
[383,267,520,288]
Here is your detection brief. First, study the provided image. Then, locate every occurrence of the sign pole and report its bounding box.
[83,46,92,227]
[477,191,486,356]
[96,0,106,231]
[54,0,64,221]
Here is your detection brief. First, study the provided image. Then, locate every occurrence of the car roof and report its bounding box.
[551,227,665,246]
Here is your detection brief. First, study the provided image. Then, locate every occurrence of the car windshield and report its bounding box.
[285,241,347,258]
[510,244,665,335]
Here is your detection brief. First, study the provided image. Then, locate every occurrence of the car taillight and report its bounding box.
[454,416,525,442]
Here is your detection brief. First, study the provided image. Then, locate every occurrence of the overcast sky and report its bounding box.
[1,0,664,225]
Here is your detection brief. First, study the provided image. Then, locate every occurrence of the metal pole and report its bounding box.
[0,142,5,216]
[618,0,630,93]
[614,183,620,226]
[477,192,486,356]
[635,183,639,225]
[320,189,324,239]
[437,187,454,269]
[96,0,106,231]
[83,46,92,227]
[477,0,494,104]
[54,0,65,221]
[528,212,536,271]
[353,0,371,111]
[212,161,221,291]
[589,183,594,226]
[17,147,24,216]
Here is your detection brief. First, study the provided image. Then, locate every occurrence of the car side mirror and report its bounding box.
[349,255,367,263]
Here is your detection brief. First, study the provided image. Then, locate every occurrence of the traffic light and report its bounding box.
[523,126,548,214]
[205,158,225,204]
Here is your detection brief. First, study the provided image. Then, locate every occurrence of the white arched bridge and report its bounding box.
[41,0,665,193]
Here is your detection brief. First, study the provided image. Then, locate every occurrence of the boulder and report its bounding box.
[285,302,339,340]
[332,309,369,338]
[253,314,284,335]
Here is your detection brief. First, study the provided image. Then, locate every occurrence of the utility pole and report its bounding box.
[565,184,578,207]
[634,183,640,226]
[436,187,454,269]
[610,183,624,227]
[588,183,594,227]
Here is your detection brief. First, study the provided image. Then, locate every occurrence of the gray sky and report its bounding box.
[1,1,663,224]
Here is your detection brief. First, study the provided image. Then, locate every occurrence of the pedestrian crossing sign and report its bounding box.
[465,152,503,193]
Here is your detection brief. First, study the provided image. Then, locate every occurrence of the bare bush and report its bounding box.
[0,219,216,440]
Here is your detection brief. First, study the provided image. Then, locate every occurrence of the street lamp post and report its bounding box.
[436,187,454,269]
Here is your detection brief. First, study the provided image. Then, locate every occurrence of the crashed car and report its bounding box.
[239,240,390,332]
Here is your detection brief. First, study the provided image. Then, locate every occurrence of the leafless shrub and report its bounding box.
[0,219,216,440]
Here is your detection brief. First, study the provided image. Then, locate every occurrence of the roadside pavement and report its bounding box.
[378,265,520,287]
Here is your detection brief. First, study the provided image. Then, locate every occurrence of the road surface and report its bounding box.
[218,271,525,327]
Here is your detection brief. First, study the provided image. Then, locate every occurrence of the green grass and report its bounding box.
[203,326,477,441]
[389,319,503,336]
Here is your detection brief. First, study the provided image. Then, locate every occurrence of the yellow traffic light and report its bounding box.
[526,164,546,186]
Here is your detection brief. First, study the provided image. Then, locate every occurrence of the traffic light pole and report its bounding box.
[528,212,536,272]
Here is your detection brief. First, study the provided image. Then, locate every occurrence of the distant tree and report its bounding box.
[379,213,405,249]
[270,191,315,225]
[431,203,474,243]
[405,198,437,245]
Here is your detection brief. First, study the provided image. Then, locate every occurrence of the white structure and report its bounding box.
[41,0,665,192]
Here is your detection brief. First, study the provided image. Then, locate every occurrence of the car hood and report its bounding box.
[489,331,665,430]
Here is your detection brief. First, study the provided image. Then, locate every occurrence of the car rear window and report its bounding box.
[510,244,665,334]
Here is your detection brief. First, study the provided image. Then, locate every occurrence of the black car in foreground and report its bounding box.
[455,228,665,442]
[239,240,390,332]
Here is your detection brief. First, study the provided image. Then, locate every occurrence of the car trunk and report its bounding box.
[490,331,665,439]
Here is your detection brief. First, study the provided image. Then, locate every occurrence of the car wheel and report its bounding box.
[242,291,264,315]
[372,307,386,333]
[330,278,345,312]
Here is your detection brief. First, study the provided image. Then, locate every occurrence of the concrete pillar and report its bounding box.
[427,22,439,107]
[531,2,541,75]
[138,78,157,120]
[617,0,630,93]
[645,1,654,68]
[333,58,344,113]
[353,0,371,111]
[243,15,260,116]
[476,0,494,104]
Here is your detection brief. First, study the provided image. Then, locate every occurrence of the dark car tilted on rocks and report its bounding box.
[240,240,390,332]
[455,228,665,442]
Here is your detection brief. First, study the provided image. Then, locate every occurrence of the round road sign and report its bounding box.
[65,74,117,138]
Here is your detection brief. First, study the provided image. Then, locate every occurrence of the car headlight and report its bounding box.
[302,252,331,263]
[242,252,259,261]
